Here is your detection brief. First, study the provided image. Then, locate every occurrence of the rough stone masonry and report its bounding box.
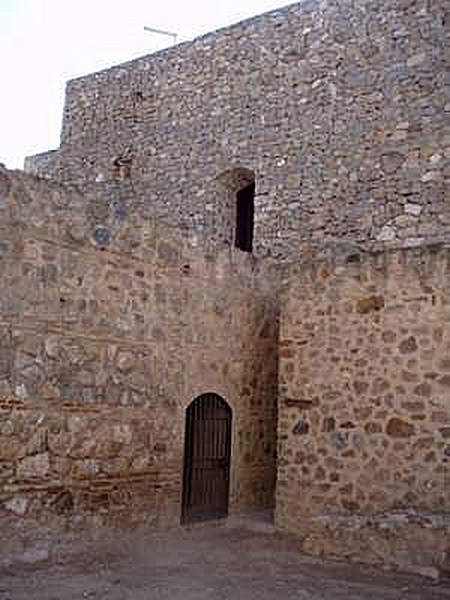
[0,0,449,578]
[26,0,449,261]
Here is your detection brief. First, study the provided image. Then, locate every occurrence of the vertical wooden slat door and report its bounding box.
[182,394,232,524]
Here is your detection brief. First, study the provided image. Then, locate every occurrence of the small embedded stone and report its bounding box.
[401,370,418,383]
[17,453,50,478]
[356,295,384,314]
[352,433,363,450]
[376,226,396,242]
[114,203,128,221]
[341,499,360,511]
[402,401,425,412]
[93,226,111,247]
[284,398,314,409]
[117,352,135,373]
[381,152,405,173]
[322,417,335,432]
[404,203,422,216]
[40,263,58,286]
[50,490,74,514]
[68,224,85,242]
[406,52,426,68]
[21,547,49,564]
[386,417,415,438]
[0,174,11,200]
[365,421,382,434]
[4,496,28,516]
[292,420,309,435]
[438,375,450,387]
[331,431,348,451]
[413,382,432,397]
[382,330,396,343]
[439,359,450,371]
[398,336,418,354]
[157,241,179,264]
[0,240,11,256]
[353,380,369,394]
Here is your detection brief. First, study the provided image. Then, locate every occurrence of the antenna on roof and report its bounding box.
[144,26,178,45]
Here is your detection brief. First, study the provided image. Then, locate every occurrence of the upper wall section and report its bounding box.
[26,0,449,260]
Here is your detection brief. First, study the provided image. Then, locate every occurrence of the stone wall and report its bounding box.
[26,0,449,260]
[0,167,278,562]
[276,245,450,573]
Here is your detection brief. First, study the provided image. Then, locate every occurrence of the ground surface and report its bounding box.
[1,522,449,600]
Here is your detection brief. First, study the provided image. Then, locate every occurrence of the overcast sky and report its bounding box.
[0,0,294,169]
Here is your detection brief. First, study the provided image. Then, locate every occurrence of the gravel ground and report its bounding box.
[1,523,449,600]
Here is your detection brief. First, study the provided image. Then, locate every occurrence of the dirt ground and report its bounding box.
[1,522,449,600]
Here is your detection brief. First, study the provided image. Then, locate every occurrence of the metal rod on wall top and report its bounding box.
[144,26,178,45]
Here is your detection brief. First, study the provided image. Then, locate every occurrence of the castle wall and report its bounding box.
[26,0,449,260]
[276,246,450,572]
[0,168,278,562]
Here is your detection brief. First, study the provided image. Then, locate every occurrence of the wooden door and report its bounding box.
[182,394,232,524]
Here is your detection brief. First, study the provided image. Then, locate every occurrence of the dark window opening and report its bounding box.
[235,181,255,252]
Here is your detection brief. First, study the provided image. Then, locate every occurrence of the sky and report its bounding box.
[0,0,294,169]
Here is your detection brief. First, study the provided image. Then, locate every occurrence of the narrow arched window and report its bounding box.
[235,180,255,252]
[213,167,255,251]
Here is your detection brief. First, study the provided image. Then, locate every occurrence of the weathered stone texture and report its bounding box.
[276,246,450,572]
[5,0,450,576]
[0,168,278,556]
[25,0,449,260]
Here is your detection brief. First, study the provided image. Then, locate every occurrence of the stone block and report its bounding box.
[385,417,415,438]
[17,453,50,478]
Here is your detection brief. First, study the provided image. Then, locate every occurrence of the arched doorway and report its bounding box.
[181,393,232,524]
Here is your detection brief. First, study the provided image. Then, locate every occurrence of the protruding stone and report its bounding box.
[376,226,396,241]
